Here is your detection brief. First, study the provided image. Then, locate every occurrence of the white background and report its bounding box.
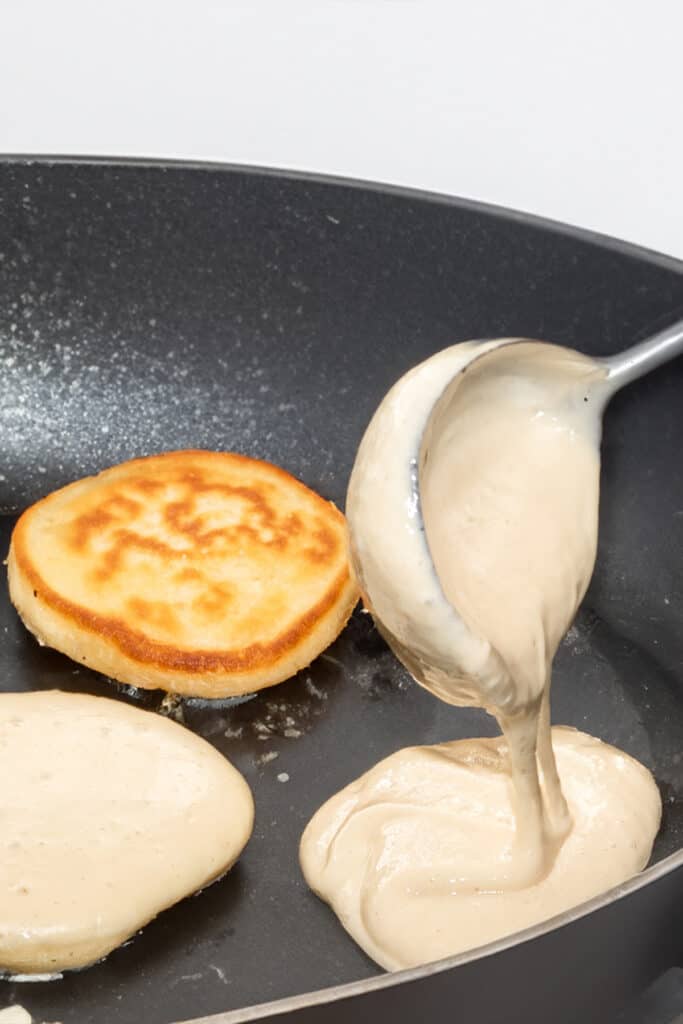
[2,0,682,260]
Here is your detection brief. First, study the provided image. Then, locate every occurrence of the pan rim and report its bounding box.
[177,850,683,1024]
[1,153,683,278]
[2,156,681,1022]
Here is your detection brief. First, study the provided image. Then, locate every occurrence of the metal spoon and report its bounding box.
[599,317,683,399]
[346,318,683,712]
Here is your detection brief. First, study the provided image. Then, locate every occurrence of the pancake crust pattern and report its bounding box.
[8,450,359,696]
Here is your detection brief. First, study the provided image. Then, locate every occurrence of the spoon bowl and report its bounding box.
[346,321,683,713]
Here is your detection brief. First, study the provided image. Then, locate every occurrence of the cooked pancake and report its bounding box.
[8,450,359,697]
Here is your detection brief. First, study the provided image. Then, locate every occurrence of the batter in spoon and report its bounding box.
[300,340,661,969]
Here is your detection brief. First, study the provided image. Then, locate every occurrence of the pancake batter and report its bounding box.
[0,690,254,974]
[301,340,662,968]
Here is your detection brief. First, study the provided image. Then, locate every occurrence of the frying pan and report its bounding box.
[0,159,681,1024]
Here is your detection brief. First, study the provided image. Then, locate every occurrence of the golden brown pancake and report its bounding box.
[8,450,359,697]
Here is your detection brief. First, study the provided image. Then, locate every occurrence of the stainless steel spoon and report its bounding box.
[346,318,683,713]
[599,318,683,399]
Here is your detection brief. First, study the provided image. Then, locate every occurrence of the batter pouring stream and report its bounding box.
[301,340,661,968]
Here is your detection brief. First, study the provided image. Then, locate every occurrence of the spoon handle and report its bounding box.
[600,317,683,396]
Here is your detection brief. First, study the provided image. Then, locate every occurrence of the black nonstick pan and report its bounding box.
[0,159,681,1024]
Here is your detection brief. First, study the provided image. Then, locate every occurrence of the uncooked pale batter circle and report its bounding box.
[0,690,254,974]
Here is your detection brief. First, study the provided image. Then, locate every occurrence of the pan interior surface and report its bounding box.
[0,162,681,1024]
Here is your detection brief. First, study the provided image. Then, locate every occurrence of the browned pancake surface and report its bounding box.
[9,450,358,695]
